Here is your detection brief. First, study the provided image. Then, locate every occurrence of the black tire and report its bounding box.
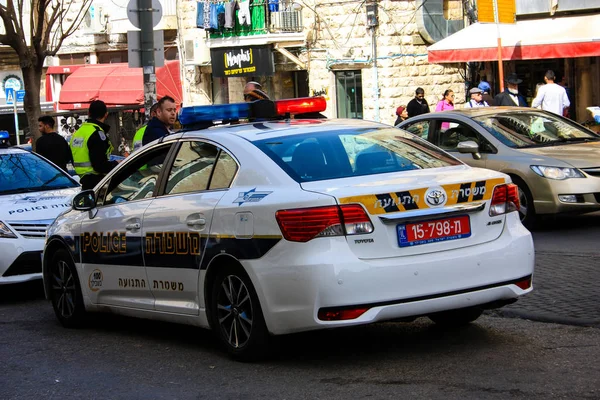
[428,307,483,327]
[512,177,537,230]
[210,265,270,361]
[48,249,87,328]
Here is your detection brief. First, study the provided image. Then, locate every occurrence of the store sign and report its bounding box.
[210,46,274,78]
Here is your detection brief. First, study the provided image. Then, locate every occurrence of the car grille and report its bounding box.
[2,251,43,277]
[581,168,600,178]
[8,221,51,239]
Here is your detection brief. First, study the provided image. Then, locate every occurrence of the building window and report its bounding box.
[335,70,363,119]
[97,51,128,64]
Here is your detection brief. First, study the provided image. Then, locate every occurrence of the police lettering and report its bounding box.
[82,232,127,254]
[145,232,201,255]
[153,280,184,291]
[118,278,146,288]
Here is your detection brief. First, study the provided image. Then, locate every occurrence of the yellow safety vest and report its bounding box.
[70,122,113,177]
[132,125,146,152]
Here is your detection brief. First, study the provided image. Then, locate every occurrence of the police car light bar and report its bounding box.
[275,96,327,116]
[0,130,9,140]
[178,97,327,126]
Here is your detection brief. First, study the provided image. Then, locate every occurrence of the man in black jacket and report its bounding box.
[406,87,430,118]
[142,96,177,146]
[494,73,528,107]
[36,116,73,173]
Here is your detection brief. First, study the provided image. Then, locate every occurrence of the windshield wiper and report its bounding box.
[40,173,64,188]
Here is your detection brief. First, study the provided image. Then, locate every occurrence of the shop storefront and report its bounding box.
[427,14,600,123]
[205,44,308,104]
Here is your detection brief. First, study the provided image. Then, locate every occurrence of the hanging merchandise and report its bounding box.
[238,0,251,27]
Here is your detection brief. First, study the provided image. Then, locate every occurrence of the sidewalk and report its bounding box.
[490,252,600,328]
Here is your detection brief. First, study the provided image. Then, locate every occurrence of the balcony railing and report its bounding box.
[197,0,303,39]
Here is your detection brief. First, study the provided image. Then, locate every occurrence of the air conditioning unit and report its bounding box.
[82,5,106,34]
[183,33,211,65]
[270,10,302,32]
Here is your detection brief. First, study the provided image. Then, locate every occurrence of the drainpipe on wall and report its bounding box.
[366,1,379,122]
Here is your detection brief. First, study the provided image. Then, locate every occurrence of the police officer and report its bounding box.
[132,102,159,153]
[70,100,118,190]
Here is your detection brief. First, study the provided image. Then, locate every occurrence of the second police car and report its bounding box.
[42,98,534,360]
[0,132,80,285]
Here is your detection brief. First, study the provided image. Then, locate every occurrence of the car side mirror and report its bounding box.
[457,140,481,160]
[73,190,96,211]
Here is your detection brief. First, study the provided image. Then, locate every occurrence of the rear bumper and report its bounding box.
[245,212,534,335]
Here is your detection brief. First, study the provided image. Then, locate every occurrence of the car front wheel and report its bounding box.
[49,249,86,328]
[210,265,270,361]
[428,307,483,327]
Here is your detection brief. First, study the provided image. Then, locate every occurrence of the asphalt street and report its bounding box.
[494,212,600,328]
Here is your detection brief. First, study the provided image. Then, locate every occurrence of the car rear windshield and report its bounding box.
[0,152,78,195]
[253,127,461,182]
[472,111,600,148]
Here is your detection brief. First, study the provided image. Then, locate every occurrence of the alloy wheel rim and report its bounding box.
[51,260,76,318]
[518,187,528,221]
[216,275,253,349]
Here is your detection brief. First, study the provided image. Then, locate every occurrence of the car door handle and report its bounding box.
[187,218,206,226]
[125,223,141,230]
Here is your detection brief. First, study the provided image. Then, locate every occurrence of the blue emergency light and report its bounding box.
[0,130,9,140]
[178,97,327,127]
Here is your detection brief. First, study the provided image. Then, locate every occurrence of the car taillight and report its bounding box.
[490,183,520,216]
[275,204,374,243]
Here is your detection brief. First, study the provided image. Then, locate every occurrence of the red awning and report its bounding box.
[46,65,85,75]
[58,60,182,110]
[428,14,600,63]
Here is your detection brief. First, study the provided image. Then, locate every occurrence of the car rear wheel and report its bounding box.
[512,177,537,229]
[49,249,86,328]
[210,265,270,361]
[428,307,483,327]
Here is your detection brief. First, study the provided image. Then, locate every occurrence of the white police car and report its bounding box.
[42,98,534,360]
[0,132,80,284]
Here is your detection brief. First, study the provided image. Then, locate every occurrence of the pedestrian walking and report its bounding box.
[394,106,408,126]
[36,115,73,173]
[435,89,455,130]
[406,87,430,118]
[132,102,160,153]
[435,89,455,112]
[142,96,177,147]
[494,73,528,107]
[69,100,118,190]
[464,88,490,108]
[532,70,570,116]
[478,80,495,106]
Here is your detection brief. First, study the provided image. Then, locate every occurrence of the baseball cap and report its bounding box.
[477,81,491,92]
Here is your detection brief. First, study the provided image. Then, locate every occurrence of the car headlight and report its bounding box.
[530,166,585,180]
[0,221,17,239]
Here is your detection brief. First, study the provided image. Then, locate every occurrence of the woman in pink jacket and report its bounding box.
[435,89,455,129]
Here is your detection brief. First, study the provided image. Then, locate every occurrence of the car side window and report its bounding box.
[165,141,219,195]
[402,121,430,139]
[436,122,487,152]
[98,144,172,206]
[209,151,238,190]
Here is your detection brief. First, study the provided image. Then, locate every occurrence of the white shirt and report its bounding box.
[464,99,489,108]
[532,83,570,116]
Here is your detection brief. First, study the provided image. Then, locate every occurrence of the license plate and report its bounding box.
[397,215,471,247]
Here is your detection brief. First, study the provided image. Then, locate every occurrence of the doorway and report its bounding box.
[335,71,363,119]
